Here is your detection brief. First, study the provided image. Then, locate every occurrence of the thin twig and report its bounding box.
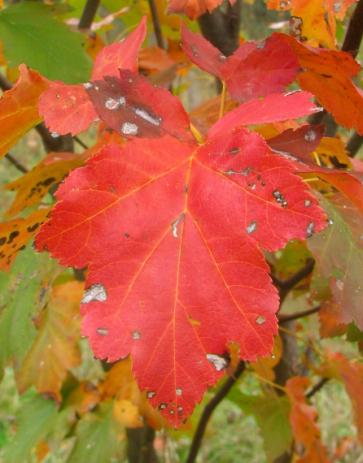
[78,0,101,30]
[272,259,315,291]
[279,305,321,323]
[5,153,28,173]
[185,361,245,463]
[147,0,165,49]
[306,377,329,399]
[74,136,89,150]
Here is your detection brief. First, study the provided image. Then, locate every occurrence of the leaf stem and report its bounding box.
[78,0,101,30]
[218,81,227,120]
[185,361,245,463]
[74,136,89,150]
[5,152,28,173]
[278,306,321,323]
[306,377,329,399]
[147,0,165,49]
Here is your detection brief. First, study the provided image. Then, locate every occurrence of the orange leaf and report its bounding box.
[16,281,83,401]
[319,300,347,338]
[327,352,363,444]
[5,152,83,217]
[0,208,50,270]
[100,359,165,429]
[286,377,330,463]
[0,64,48,159]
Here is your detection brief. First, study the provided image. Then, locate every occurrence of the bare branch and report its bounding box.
[279,306,321,323]
[186,361,245,463]
[5,152,28,173]
[306,377,329,399]
[347,132,363,157]
[147,0,165,49]
[78,0,101,30]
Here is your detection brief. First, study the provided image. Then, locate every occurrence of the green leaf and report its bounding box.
[308,194,363,330]
[0,246,58,375]
[67,403,125,463]
[0,3,92,83]
[2,391,57,463]
[229,391,292,462]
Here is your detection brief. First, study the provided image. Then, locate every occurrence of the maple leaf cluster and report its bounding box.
[33,18,332,426]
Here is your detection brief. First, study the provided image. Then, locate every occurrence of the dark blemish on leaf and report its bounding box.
[18,245,26,251]
[304,129,316,142]
[81,283,107,304]
[124,232,130,238]
[177,406,183,415]
[247,183,256,190]
[41,177,56,187]
[131,330,141,340]
[206,353,229,371]
[171,213,185,238]
[272,190,288,207]
[27,223,40,233]
[121,122,138,135]
[134,107,162,126]
[229,147,240,155]
[7,230,19,244]
[246,221,257,234]
[190,45,198,57]
[0,237,6,246]
[96,327,109,336]
[306,222,315,238]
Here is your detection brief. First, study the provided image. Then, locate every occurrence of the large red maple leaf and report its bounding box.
[35,69,326,424]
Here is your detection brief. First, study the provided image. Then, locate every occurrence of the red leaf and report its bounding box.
[91,17,147,80]
[38,83,97,136]
[86,70,193,142]
[39,19,147,136]
[36,126,326,425]
[208,91,320,138]
[181,24,226,78]
[181,28,299,102]
[220,34,299,102]
[267,125,324,162]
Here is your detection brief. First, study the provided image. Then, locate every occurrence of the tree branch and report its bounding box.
[5,152,28,173]
[278,305,321,323]
[272,259,315,302]
[347,132,363,157]
[185,361,245,463]
[341,0,363,56]
[198,0,241,57]
[78,0,101,30]
[147,0,165,49]
[0,72,11,91]
[306,377,329,399]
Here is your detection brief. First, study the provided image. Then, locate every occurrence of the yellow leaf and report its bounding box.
[0,208,50,270]
[101,359,165,429]
[15,281,83,401]
[5,152,83,217]
[0,64,48,159]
